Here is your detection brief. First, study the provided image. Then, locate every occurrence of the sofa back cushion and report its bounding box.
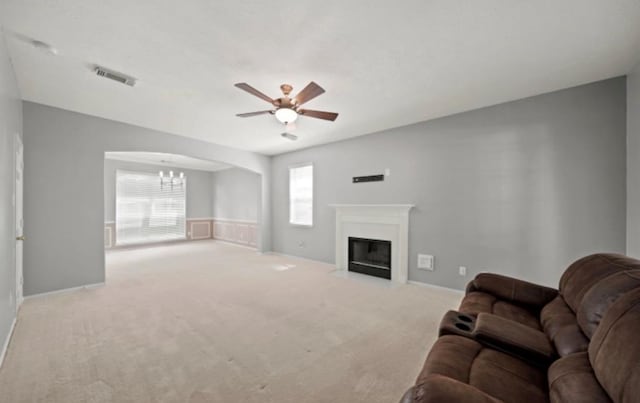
[577,269,640,339]
[559,254,639,313]
[589,288,640,402]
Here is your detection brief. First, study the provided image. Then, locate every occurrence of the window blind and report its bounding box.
[116,170,186,246]
[289,164,313,226]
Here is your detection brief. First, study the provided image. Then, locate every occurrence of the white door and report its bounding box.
[15,134,24,309]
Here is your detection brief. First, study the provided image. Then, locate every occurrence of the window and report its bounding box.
[289,164,313,226]
[116,170,186,245]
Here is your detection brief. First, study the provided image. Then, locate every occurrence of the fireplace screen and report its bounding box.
[348,237,391,279]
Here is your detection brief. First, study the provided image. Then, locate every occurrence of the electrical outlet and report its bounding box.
[417,254,434,270]
[298,241,305,248]
[384,168,391,177]
[459,266,467,276]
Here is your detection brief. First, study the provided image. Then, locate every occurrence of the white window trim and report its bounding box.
[288,162,314,228]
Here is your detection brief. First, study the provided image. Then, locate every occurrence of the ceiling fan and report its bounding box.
[234,82,339,124]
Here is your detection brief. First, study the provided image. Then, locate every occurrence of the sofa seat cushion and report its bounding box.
[459,291,541,330]
[540,296,589,357]
[548,352,611,403]
[417,335,547,403]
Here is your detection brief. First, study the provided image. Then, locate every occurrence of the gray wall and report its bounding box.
[212,168,260,222]
[0,31,22,354]
[627,62,640,257]
[104,159,213,222]
[272,78,627,290]
[23,102,270,296]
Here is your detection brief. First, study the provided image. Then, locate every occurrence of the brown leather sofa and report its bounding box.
[401,253,640,403]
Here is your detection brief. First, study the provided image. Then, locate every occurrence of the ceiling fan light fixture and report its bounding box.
[275,107,298,124]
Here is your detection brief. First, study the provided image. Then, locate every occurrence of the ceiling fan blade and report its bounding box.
[236,110,273,117]
[294,82,325,106]
[298,109,339,121]
[234,83,275,104]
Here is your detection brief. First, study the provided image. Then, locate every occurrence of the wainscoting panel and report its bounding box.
[212,219,258,248]
[236,224,250,244]
[248,225,258,246]
[104,222,115,249]
[188,219,212,240]
[105,218,215,248]
[105,219,257,248]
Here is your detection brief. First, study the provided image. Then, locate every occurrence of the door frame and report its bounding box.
[14,133,23,310]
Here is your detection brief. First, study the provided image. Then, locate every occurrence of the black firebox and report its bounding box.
[348,237,391,279]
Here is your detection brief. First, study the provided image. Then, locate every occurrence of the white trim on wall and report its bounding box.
[265,251,335,267]
[24,282,105,300]
[0,317,17,369]
[213,239,259,250]
[407,280,465,295]
[211,217,258,224]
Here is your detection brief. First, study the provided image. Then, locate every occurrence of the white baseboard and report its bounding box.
[266,252,465,296]
[264,252,336,267]
[212,239,258,250]
[408,280,464,295]
[0,316,17,369]
[24,282,105,300]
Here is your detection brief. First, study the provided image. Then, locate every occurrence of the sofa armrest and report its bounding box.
[466,273,558,308]
[473,312,555,367]
[401,375,503,403]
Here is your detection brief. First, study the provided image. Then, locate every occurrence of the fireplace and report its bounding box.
[348,237,391,279]
[330,204,413,283]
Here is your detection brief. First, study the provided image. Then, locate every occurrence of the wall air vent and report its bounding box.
[94,66,136,87]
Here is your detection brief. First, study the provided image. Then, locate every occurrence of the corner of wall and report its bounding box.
[0,27,23,371]
[627,61,640,257]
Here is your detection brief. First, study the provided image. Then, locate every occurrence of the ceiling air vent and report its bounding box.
[94,66,136,87]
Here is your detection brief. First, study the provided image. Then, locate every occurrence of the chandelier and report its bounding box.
[159,170,184,190]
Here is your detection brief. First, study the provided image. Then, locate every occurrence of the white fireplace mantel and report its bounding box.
[329,204,414,283]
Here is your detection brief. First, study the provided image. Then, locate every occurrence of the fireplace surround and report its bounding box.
[330,204,414,283]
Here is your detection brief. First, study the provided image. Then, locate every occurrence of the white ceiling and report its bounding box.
[105,152,231,172]
[2,1,640,155]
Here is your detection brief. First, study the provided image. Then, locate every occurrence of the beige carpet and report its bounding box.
[0,241,460,403]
